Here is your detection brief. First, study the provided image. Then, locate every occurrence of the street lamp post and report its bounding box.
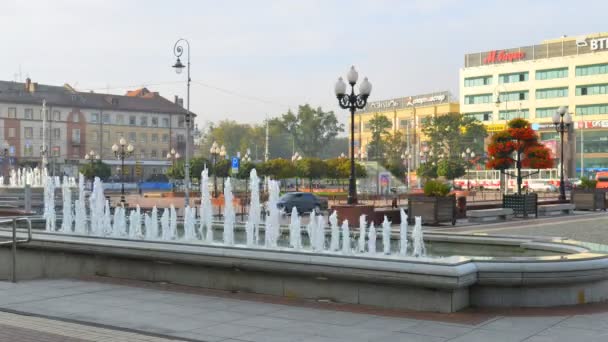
[335,66,372,205]
[112,138,134,205]
[84,150,100,165]
[401,151,411,190]
[552,106,572,201]
[461,148,476,191]
[172,38,192,207]
[167,148,181,192]
[209,142,219,198]
[291,152,302,191]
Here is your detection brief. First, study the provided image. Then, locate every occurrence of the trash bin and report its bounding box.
[456,196,467,219]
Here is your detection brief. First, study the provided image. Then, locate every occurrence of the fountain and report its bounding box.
[223,178,235,245]
[15,168,608,313]
[60,176,73,233]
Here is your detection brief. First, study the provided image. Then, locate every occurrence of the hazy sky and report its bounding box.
[1,0,606,129]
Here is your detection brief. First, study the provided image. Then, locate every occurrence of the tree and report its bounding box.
[437,159,465,180]
[80,162,111,181]
[422,113,487,160]
[190,156,210,182]
[295,158,327,191]
[213,159,231,178]
[325,158,367,190]
[366,113,392,160]
[281,104,344,158]
[258,158,295,180]
[236,161,256,180]
[318,137,348,160]
[417,162,438,180]
[166,160,185,180]
[487,118,554,194]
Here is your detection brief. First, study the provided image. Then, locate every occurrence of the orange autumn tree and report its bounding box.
[487,118,554,194]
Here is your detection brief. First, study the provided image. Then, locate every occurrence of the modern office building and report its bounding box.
[352,91,460,168]
[0,79,193,180]
[460,32,608,176]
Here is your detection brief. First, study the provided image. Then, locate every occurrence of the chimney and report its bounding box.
[25,77,31,92]
[174,95,179,104]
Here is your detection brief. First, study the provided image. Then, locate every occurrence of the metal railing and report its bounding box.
[0,217,32,283]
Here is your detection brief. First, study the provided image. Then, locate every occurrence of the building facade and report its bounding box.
[0,79,193,180]
[352,91,460,168]
[460,32,608,176]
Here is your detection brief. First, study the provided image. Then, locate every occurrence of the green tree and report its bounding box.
[366,113,392,160]
[190,156,210,182]
[417,162,438,180]
[259,158,295,179]
[236,161,256,180]
[421,113,487,160]
[295,158,327,191]
[437,159,466,180]
[213,159,231,178]
[166,160,184,180]
[325,158,367,190]
[80,162,112,181]
[281,104,344,158]
[318,137,348,160]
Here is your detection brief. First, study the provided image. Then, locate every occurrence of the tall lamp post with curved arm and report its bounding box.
[335,66,372,205]
[553,106,572,201]
[112,138,134,205]
[172,38,192,207]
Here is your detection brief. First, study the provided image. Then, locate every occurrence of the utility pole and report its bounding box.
[41,100,48,169]
[264,119,269,162]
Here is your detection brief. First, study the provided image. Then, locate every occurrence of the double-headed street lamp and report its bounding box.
[166,148,181,167]
[461,148,476,191]
[112,138,134,205]
[552,106,572,201]
[209,142,226,198]
[172,38,192,207]
[335,66,372,205]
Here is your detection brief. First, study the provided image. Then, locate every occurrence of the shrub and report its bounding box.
[423,180,451,197]
[580,177,597,190]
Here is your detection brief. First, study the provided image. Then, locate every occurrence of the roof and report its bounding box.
[0,80,191,116]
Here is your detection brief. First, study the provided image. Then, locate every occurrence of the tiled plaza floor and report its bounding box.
[1,278,608,342]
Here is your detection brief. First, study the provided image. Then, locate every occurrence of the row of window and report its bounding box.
[464,63,608,87]
[464,104,608,120]
[19,145,177,160]
[466,83,608,104]
[1,107,184,128]
[14,127,183,146]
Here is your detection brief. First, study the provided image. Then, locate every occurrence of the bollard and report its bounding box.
[24,184,32,212]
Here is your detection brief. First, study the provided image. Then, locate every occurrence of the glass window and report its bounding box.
[24,108,33,119]
[24,127,33,138]
[177,134,185,143]
[536,87,568,99]
[52,146,60,157]
[576,63,608,77]
[464,112,492,121]
[72,114,79,123]
[103,130,110,142]
[140,150,146,159]
[39,128,44,138]
[24,145,33,157]
[499,91,529,102]
[535,107,559,118]
[499,72,529,83]
[90,113,99,123]
[7,107,16,118]
[576,104,608,116]
[8,128,15,138]
[162,150,168,158]
[128,132,136,143]
[140,133,147,143]
[178,117,185,128]
[129,116,136,126]
[102,113,110,124]
[151,117,158,127]
[162,134,169,143]
[53,128,61,139]
[499,109,529,120]
[464,76,492,87]
[464,93,493,104]
[53,110,61,121]
[151,134,159,143]
[535,68,568,80]
[116,114,124,125]
[151,150,158,158]
[140,117,148,126]
[72,129,81,143]
[576,84,608,96]
[162,118,169,127]
[91,131,99,142]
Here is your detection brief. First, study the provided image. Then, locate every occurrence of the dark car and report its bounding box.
[277,192,328,214]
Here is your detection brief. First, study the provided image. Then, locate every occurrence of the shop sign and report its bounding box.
[406,94,446,106]
[368,99,401,110]
[486,123,506,132]
[577,120,608,129]
[531,123,556,130]
[577,36,608,51]
[483,50,525,64]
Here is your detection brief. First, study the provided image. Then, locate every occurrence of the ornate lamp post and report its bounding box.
[461,148,476,191]
[552,106,572,201]
[172,38,192,207]
[334,66,372,205]
[84,150,100,165]
[291,152,302,191]
[166,148,181,167]
[111,138,134,205]
[209,142,219,197]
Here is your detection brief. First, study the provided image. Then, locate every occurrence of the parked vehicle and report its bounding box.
[277,192,328,214]
[525,180,556,192]
[596,172,608,189]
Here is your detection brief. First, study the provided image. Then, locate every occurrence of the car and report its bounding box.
[277,192,328,214]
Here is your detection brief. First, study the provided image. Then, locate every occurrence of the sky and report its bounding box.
[1,0,607,130]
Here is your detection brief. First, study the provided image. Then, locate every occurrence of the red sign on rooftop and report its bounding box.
[483,50,525,64]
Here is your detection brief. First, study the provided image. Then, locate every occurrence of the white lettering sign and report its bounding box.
[590,38,608,51]
[406,94,446,106]
[369,99,400,110]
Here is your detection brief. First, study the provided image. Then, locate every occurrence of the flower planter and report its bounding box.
[572,189,607,211]
[408,195,456,226]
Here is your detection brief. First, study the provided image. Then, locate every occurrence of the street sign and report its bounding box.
[231,157,240,174]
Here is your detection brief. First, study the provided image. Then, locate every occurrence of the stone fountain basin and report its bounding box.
[2,229,608,313]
